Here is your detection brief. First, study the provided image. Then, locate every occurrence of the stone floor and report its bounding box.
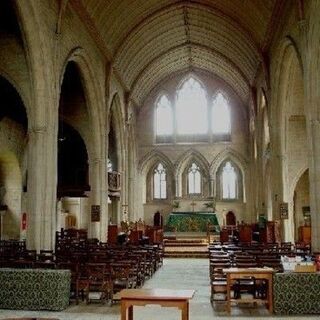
[0,258,319,319]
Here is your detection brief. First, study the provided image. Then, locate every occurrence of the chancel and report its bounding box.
[1,0,320,319]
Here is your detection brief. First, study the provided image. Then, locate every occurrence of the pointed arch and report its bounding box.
[108,93,126,173]
[216,158,244,201]
[210,148,248,176]
[175,149,210,198]
[290,165,309,200]
[211,149,247,202]
[139,150,174,203]
[139,149,174,175]
[271,37,305,242]
[60,47,104,158]
[175,149,210,178]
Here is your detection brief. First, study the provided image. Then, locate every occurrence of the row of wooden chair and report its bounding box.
[0,239,164,305]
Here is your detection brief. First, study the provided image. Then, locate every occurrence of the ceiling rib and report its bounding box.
[69,0,130,93]
[112,1,262,64]
[130,42,250,97]
[261,0,287,52]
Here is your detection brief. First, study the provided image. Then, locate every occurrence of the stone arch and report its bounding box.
[60,47,103,158]
[139,149,174,175]
[291,168,310,241]
[107,93,126,223]
[215,158,244,201]
[176,73,207,94]
[0,70,30,120]
[108,93,126,172]
[15,1,55,128]
[139,150,174,204]
[175,149,210,198]
[0,73,29,240]
[211,149,247,202]
[210,148,247,176]
[0,151,22,240]
[271,37,306,242]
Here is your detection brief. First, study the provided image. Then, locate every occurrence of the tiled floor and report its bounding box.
[0,259,319,319]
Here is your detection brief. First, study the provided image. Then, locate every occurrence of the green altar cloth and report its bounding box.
[0,268,71,311]
[165,212,219,232]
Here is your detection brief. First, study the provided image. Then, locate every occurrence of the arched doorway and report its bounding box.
[226,211,236,226]
[275,42,306,242]
[0,76,28,240]
[57,62,90,231]
[107,95,124,224]
[293,169,310,242]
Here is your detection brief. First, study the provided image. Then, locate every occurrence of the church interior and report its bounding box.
[1,0,320,319]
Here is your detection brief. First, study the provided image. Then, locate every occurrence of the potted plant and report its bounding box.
[172,200,180,212]
[204,200,215,212]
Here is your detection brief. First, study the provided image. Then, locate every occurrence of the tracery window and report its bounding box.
[212,93,231,134]
[176,78,208,135]
[153,163,167,199]
[222,161,236,199]
[156,95,173,136]
[188,162,201,194]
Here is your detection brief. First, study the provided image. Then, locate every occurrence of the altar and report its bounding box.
[165,212,219,232]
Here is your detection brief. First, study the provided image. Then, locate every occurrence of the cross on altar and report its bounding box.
[190,201,197,212]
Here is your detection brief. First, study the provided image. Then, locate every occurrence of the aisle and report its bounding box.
[0,259,317,320]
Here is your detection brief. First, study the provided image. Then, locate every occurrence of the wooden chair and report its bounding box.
[86,263,113,304]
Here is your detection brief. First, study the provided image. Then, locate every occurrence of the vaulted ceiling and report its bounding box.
[77,0,285,106]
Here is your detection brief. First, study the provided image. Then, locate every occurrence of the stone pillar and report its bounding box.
[303,0,320,251]
[27,125,57,251]
[88,157,103,240]
[307,120,320,251]
[209,174,215,198]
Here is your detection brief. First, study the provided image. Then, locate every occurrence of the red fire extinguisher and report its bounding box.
[21,212,27,230]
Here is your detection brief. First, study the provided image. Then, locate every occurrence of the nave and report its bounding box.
[0,258,317,320]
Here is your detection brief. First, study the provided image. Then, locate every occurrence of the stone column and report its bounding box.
[303,0,320,251]
[88,157,103,239]
[307,120,320,251]
[209,174,215,198]
[27,125,57,251]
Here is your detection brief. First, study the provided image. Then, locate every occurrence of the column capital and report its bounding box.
[29,126,47,134]
[90,157,103,165]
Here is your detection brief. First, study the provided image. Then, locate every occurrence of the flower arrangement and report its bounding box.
[204,200,215,211]
[172,200,180,211]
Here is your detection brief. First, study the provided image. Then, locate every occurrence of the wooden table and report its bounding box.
[223,268,274,314]
[119,288,195,320]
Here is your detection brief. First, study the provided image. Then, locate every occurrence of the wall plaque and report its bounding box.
[91,205,100,222]
[280,202,288,219]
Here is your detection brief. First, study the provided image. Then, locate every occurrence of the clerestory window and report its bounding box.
[176,78,208,135]
[155,95,173,136]
[212,93,231,135]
